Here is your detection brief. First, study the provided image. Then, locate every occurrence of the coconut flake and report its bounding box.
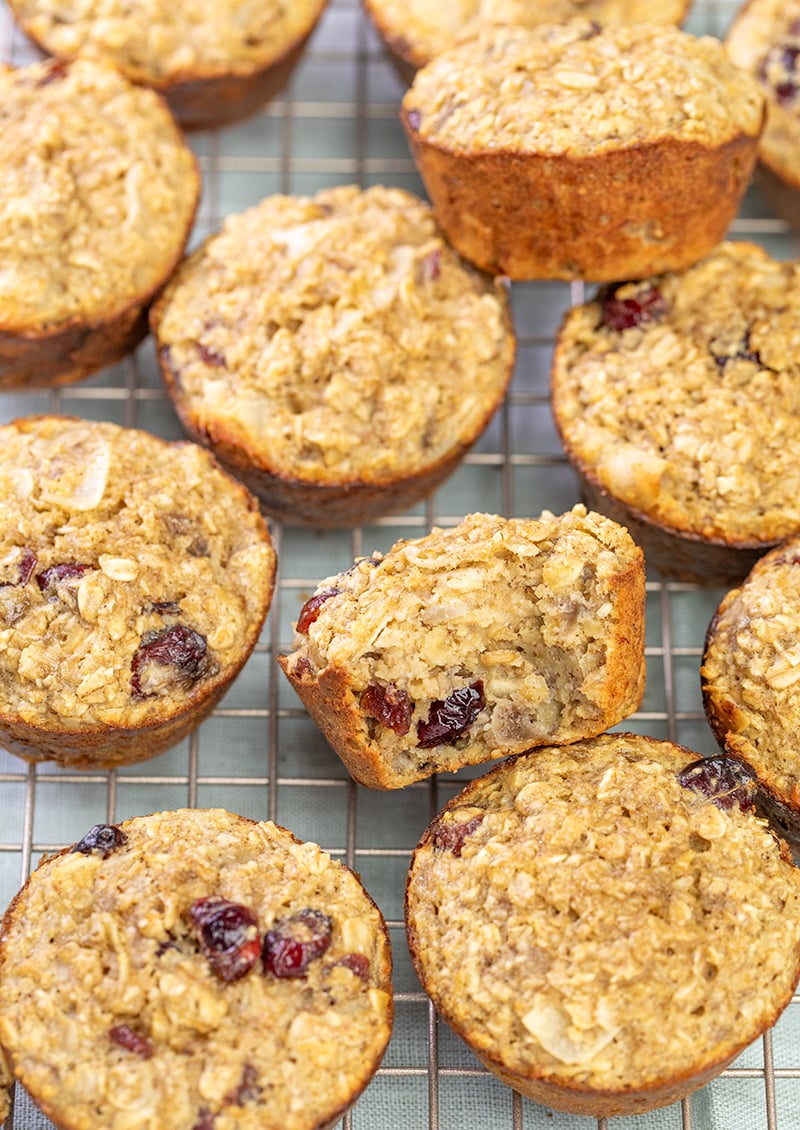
[521,997,619,1065]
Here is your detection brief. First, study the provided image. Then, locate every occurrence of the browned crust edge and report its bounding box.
[0,809,394,1130]
[156,32,317,130]
[755,158,800,234]
[701,545,800,826]
[277,537,646,789]
[0,75,200,389]
[151,287,516,528]
[404,736,800,1118]
[400,118,763,281]
[560,459,777,587]
[9,5,328,130]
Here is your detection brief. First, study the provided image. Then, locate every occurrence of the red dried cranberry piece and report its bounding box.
[417,681,485,749]
[36,59,69,86]
[130,624,210,698]
[198,344,226,368]
[224,1064,261,1106]
[1,548,37,588]
[263,908,333,978]
[109,1024,153,1058]
[677,755,758,812]
[362,683,412,735]
[72,823,127,857]
[422,248,442,282]
[36,562,92,595]
[333,952,371,980]
[189,897,261,982]
[759,42,800,104]
[431,813,484,856]
[296,587,341,633]
[193,1111,216,1130]
[600,284,666,331]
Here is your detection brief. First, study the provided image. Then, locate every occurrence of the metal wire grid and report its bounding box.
[2,0,800,1127]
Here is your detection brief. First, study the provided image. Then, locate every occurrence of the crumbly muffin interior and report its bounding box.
[0,809,392,1130]
[0,58,198,329]
[155,185,513,485]
[403,21,764,154]
[552,241,800,544]
[406,736,800,1091]
[0,418,274,730]
[283,507,644,779]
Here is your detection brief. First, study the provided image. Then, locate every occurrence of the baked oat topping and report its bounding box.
[403,21,764,154]
[552,241,800,544]
[7,0,327,83]
[0,417,275,731]
[0,57,199,330]
[727,0,800,182]
[0,809,393,1130]
[406,735,800,1092]
[366,0,689,70]
[153,185,513,484]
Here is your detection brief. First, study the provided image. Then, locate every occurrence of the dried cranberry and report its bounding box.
[600,284,666,331]
[417,681,485,748]
[332,953,371,980]
[193,1111,216,1130]
[362,683,412,736]
[677,755,758,812]
[36,562,92,595]
[189,897,261,982]
[296,588,340,633]
[130,624,210,698]
[431,813,484,856]
[198,343,227,366]
[198,344,226,368]
[1,548,37,588]
[36,59,69,86]
[759,41,800,104]
[422,248,442,282]
[109,1024,153,1058]
[72,823,127,857]
[224,1064,261,1106]
[263,908,333,978]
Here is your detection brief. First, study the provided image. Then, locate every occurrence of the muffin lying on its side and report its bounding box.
[279,507,645,788]
[551,241,800,585]
[401,21,764,280]
[152,185,515,527]
[0,416,276,769]
[0,57,199,388]
[0,808,393,1130]
[405,733,800,1117]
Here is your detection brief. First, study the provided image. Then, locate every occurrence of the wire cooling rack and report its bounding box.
[2,1,800,1127]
